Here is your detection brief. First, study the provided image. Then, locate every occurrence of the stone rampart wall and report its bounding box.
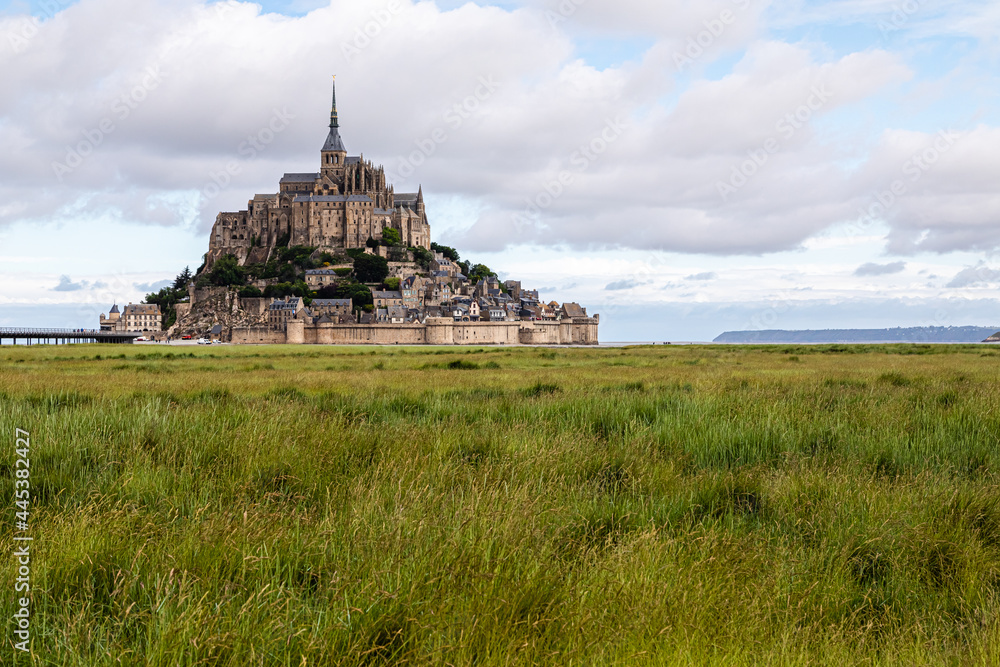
[229,318,599,345]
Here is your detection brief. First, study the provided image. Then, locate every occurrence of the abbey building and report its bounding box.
[207,80,431,266]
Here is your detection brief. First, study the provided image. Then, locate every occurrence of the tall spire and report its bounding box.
[330,75,339,129]
[322,75,346,154]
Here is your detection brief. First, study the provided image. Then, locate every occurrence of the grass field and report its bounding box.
[2,343,1000,665]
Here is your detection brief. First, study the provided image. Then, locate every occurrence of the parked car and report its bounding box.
[135,336,147,341]
[197,338,210,345]
[181,335,192,340]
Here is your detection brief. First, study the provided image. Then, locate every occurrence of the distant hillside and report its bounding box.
[713,327,1000,344]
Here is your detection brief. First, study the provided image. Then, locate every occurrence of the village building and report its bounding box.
[305,268,345,288]
[268,297,305,330]
[100,303,162,333]
[310,298,352,319]
[372,290,403,309]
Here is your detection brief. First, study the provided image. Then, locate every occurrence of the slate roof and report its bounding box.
[322,128,346,153]
[292,195,373,203]
[269,298,302,311]
[372,291,402,300]
[109,304,120,314]
[124,304,160,315]
[312,299,352,307]
[561,302,587,318]
[280,173,318,183]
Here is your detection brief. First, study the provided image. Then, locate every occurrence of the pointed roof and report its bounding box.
[109,304,120,314]
[323,76,347,153]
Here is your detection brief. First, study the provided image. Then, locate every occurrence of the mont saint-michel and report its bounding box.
[118,80,599,346]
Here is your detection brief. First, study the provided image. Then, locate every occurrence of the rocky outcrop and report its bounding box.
[171,286,271,339]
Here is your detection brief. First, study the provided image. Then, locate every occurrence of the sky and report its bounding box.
[1,0,999,341]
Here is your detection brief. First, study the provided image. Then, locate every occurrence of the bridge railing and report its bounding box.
[0,328,138,336]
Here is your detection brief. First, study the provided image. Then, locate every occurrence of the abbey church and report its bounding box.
[207,80,431,266]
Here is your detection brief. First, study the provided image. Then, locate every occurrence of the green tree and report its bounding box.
[431,242,459,262]
[366,237,380,249]
[209,255,246,287]
[275,246,317,271]
[173,266,193,290]
[145,267,196,330]
[277,262,299,283]
[411,246,433,272]
[144,288,177,330]
[383,277,401,291]
[381,228,402,246]
[353,254,389,284]
[317,280,374,311]
[238,285,263,298]
[468,263,498,284]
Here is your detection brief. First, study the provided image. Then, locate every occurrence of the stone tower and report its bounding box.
[321,77,347,182]
[206,78,432,267]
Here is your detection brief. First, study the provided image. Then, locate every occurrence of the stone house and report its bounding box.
[483,305,506,322]
[401,276,425,310]
[372,290,403,309]
[305,268,346,288]
[310,298,352,318]
[99,304,122,332]
[268,297,305,330]
[100,303,162,333]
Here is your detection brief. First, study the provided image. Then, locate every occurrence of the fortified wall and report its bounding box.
[230,317,599,346]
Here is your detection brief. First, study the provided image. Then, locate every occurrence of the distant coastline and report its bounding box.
[713,327,1000,344]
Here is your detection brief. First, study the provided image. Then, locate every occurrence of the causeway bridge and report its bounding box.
[0,328,142,345]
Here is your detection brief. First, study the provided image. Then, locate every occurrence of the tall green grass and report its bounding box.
[1,344,999,664]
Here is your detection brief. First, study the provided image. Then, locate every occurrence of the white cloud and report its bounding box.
[854,261,906,276]
[51,275,87,292]
[946,263,1000,288]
